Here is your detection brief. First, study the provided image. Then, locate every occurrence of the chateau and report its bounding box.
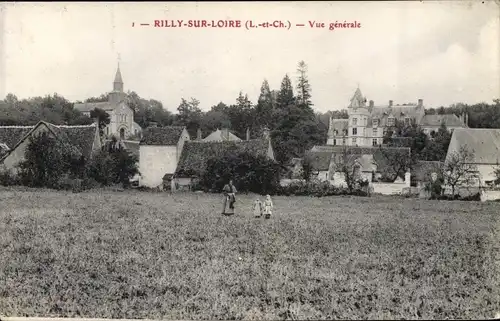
[74,66,142,140]
[327,88,468,147]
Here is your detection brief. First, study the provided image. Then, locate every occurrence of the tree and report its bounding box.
[17,131,83,188]
[377,147,413,182]
[174,97,203,137]
[296,60,312,108]
[226,92,255,139]
[255,79,274,128]
[420,122,452,161]
[442,145,480,196]
[200,152,281,194]
[89,108,111,139]
[336,146,364,193]
[87,139,139,188]
[301,155,313,182]
[276,74,295,110]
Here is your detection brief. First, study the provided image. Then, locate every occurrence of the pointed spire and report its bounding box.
[113,63,123,92]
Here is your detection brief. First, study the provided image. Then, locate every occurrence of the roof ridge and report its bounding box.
[0,125,35,128]
[56,124,96,128]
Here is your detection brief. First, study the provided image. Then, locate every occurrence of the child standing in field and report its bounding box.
[263,195,273,219]
[253,198,263,218]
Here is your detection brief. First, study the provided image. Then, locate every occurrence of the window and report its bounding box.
[373,119,379,127]
[106,127,109,135]
[352,137,357,145]
[333,139,337,146]
[342,138,346,145]
[373,128,378,136]
[372,138,378,146]
[352,118,358,126]
[387,117,395,126]
[343,129,348,136]
[404,117,410,126]
[334,130,338,136]
[352,128,357,135]
[363,128,366,136]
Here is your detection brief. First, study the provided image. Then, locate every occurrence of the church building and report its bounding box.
[74,66,142,140]
[327,88,468,147]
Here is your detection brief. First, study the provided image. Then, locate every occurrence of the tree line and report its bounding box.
[1,61,499,165]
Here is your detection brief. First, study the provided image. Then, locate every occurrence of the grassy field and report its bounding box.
[1,187,500,320]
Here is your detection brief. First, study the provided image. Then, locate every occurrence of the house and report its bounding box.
[74,65,142,140]
[0,121,101,174]
[174,128,275,189]
[202,128,244,142]
[138,126,190,188]
[327,87,467,147]
[306,145,411,185]
[445,128,500,186]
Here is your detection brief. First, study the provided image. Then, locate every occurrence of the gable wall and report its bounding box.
[1,124,52,173]
[139,145,178,188]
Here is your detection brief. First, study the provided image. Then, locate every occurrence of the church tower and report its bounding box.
[109,64,127,105]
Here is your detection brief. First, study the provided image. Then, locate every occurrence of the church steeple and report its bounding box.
[113,63,123,92]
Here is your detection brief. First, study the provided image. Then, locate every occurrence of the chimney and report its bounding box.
[418,99,423,108]
[262,127,270,140]
[369,100,374,108]
[389,100,393,107]
[197,128,202,140]
[221,128,229,141]
[246,128,250,141]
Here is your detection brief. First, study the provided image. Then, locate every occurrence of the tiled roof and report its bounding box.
[304,151,332,171]
[0,121,98,161]
[368,105,425,127]
[310,145,411,173]
[203,129,242,142]
[140,126,185,146]
[0,126,33,149]
[328,119,349,136]
[74,101,115,113]
[175,139,272,177]
[421,114,466,127]
[448,128,500,164]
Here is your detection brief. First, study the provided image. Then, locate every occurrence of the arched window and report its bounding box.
[120,128,125,140]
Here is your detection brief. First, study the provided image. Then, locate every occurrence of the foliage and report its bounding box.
[442,145,480,196]
[89,108,111,139]
[16,131,84,189]
[200,151,281,195]
[296,61,312,108]
[301,155,313,181]
[494,165,500,186]
[377,147,413,182]
[277,180,369,197]
[420,122,452,162]
[425,99,500,129]
[86,141,139,188]
[0,169,19,186]
[174,98,203,137]
[276,74,295,110]
[0,93,92,126]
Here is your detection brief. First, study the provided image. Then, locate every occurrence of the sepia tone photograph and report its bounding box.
[0,1,500,320]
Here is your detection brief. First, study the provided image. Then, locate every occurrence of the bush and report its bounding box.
[0,169,19,186]
[16,131,84,189]
[86,147,139,188]
[277,180,369,197]
[200,152,281,195]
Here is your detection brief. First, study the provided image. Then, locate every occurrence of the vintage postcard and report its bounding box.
[1,1,500,320]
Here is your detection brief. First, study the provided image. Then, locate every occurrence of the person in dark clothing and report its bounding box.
[222,179,237,215]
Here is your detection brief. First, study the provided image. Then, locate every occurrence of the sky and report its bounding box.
[1,1,499,113]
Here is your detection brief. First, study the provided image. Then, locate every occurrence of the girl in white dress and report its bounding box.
[263,195,273,219]
[253,198,263,218]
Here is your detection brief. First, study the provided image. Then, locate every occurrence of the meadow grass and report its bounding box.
[1,187,500,319]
